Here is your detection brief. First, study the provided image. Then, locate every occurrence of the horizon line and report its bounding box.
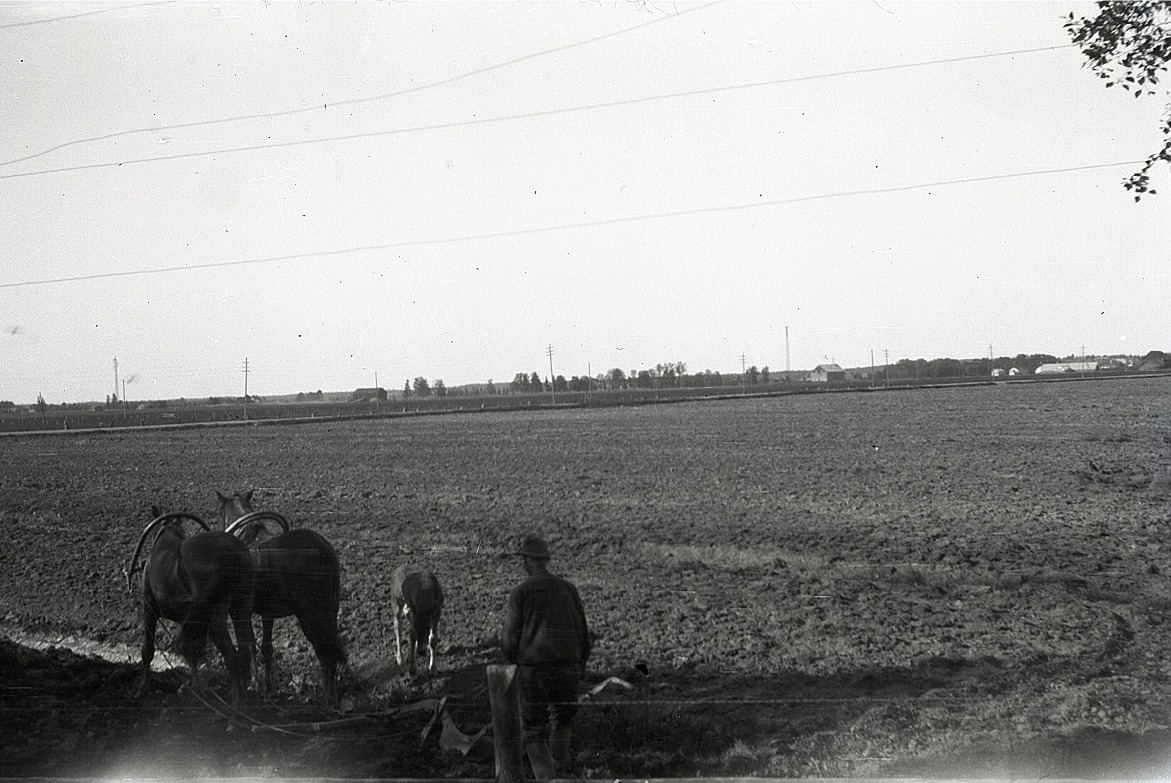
[5,348,1161,407]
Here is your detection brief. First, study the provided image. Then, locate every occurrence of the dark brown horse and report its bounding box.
[126,508,254,704]
[217,490,344,707]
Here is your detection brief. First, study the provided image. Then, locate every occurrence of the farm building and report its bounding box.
[1034,362,1098,374]
[809,364,846,383]
[351,387,388,402]
[1139,351,1168,371]
[1034,362,1098,375]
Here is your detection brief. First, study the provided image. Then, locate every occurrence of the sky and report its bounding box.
[1,0,1167,405]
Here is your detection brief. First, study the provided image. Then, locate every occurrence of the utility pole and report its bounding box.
[546,345,555,404]
[242,357,250,420]
[884,349,890,388]
[113,357,119,405]
[741,353,747,394]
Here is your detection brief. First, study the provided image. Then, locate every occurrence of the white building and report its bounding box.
[1034,362,1098,374]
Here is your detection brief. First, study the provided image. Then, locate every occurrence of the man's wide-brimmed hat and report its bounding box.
[513,535,550,560]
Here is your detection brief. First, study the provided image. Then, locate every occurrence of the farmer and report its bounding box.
[500,534,591,776]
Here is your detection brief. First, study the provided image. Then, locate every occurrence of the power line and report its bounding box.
[0,1,722,167]
[0,0,174,30]
[0,44,1074,182]
[0,159,1142,290]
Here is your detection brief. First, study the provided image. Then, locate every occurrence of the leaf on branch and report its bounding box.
[1069,0,1171,197]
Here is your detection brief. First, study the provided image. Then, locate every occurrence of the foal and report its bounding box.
[390,564,444,674]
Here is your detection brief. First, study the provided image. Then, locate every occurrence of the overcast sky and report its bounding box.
[1,0,1167,404]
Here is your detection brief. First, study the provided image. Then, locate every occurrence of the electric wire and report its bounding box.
[0,159,1144,290]
[0,0,174,29]
[0,1,722,167]
[0,44,1074,181]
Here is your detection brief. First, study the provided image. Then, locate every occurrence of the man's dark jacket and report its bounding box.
[501,573,590,666]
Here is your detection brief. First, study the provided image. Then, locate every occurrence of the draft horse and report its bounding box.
[218,490,344,706]
[126,508,254,704]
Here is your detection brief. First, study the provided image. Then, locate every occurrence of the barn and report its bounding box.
[351,387,388,402]
[809,364,846,383]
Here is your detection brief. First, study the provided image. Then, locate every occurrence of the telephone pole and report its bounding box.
[242,357,250,420]
[741,353,747,394]
[113,357,119,405]
[884,349,890,388]
[546,345,555,404]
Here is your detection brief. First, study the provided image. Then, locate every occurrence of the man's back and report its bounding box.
[502,573,590,666]
[500,535,591,776]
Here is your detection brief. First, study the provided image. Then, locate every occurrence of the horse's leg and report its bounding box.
[229,604,255,699]
[177,610,206,696]
[300,612,341,707]
[139,602,158,696]
[427,619,439,672]
[208,615,241,704]
[318,651,338,708]
[405,608,418,675]
[407,626,418,675]
[231,567,255,696]
[393,609,403,666]
[261,616,276,696]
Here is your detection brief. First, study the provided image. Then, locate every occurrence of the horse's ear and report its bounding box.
[215,490,229,503]
[150,504,162,518]
[244,489,254,504]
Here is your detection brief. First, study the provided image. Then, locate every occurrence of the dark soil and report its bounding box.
[2,378,1170,778]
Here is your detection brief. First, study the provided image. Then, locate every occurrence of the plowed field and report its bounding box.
[2,378,1169,778]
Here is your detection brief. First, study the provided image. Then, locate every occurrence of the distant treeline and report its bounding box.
[408,352,1166,397]
[3,352,1167,416]
[403,363,780,398]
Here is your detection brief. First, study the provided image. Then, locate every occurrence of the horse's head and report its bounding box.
[219,490,290,546]
[216,489,254,530]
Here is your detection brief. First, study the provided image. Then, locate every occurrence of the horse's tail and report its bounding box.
[175,612,210,665]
